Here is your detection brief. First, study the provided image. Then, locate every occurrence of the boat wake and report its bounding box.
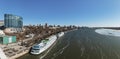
[51,40,70,59]
[39,37,58,59]
[39,32,65,59]
[39,47,52,59]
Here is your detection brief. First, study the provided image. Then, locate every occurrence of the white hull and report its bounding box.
[58,32,64,37]
[30,32,64,55]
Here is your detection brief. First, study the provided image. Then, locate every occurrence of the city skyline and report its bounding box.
[0,0,120,27]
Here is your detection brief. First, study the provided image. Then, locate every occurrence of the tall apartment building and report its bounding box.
[4,14,23,33]
[4,14,23,28]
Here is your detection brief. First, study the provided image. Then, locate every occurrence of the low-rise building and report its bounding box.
[0,35,16,44]
[4,28,23,34]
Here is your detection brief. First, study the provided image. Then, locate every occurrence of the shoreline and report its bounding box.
[9,32,65,59]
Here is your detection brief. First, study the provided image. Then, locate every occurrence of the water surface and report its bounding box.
[18,28,120,59]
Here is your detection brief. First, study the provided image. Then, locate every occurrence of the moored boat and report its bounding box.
[30,32,64,55]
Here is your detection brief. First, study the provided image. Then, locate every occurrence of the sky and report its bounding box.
[0,0,120,27]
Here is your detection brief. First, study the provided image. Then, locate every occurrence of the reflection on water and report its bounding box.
[18,28,120,59]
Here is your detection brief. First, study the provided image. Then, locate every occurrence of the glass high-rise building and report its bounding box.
[4,14,23,28]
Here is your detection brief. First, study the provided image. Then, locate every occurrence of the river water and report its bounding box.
[18,28,120,59]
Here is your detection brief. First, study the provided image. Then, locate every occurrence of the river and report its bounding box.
[18,28,120,59]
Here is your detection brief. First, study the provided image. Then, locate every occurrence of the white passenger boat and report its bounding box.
[30,32,64,55]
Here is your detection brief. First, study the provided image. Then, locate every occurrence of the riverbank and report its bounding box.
[9,32,65,59]
[95,29,120,37]
[31,32,65,55]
